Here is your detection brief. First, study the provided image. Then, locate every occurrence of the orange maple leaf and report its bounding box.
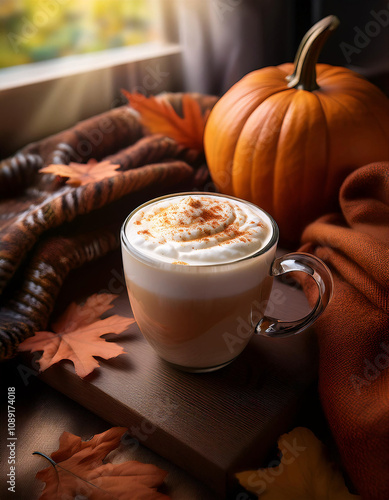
[18,294,134,378]
[122,90,209,151]
[35,427,170,499]
[39,159,122,186]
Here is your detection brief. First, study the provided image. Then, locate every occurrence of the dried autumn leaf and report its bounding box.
[122,90,208,151]
[39,159,121,186]
[35,426,170,500]
[236,427,361,500]
[18,293,134,378]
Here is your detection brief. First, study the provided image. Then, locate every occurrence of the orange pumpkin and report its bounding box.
[204,16,389,246]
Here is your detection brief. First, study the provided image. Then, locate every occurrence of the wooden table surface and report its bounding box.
[0,364,220,500]
[0,249,328,500]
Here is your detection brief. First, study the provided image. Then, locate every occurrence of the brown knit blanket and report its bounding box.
[0,93,218,360]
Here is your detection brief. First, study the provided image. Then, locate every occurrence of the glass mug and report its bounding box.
[121,192,333,373]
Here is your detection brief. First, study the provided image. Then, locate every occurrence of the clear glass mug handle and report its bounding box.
[256,252,334,338]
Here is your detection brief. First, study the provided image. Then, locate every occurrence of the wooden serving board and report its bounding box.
[39,250,318,498]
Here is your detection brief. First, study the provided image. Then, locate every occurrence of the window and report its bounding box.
[0,0,159,69]
[0,0,182,157]
[0,0,181,91]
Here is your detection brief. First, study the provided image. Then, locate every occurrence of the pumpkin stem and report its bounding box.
[287,15,339,91]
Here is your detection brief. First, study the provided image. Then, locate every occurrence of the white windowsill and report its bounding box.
[0,42,182,91]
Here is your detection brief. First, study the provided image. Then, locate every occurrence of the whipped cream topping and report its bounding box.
[126,194,272,265]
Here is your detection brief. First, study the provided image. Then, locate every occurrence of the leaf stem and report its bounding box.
[33,451,119,499]
[33,451,57,468]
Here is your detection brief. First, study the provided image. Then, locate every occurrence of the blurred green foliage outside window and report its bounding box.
[0,0,157,69]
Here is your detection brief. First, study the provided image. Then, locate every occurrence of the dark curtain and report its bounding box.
[172,0,389,96]
[312,0,389,94]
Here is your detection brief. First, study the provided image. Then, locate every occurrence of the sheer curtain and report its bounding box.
[172,0,295,95]
[168,0,389,96]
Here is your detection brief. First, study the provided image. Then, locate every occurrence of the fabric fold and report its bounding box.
[299,162,389,500]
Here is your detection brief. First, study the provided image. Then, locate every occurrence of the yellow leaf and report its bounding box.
[236,427,361,500]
